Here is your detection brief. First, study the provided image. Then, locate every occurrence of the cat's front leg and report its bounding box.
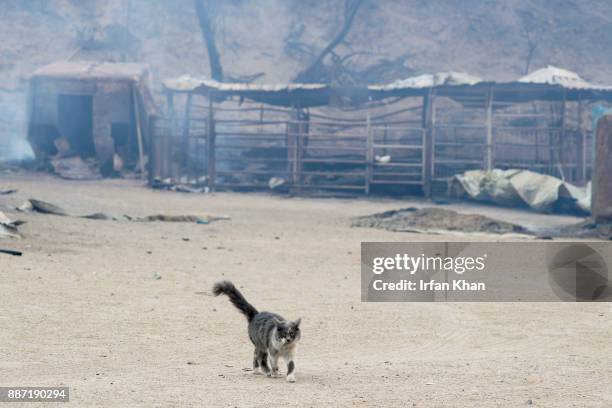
[285,349,297,382]
[269,352,281,377]
[286,359,296,382]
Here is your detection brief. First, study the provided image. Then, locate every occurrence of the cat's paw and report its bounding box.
[253,367,262,375]
[271,371,282,378]
[286,374,296,383]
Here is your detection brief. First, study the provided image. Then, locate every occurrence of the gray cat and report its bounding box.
[213,281,302,382]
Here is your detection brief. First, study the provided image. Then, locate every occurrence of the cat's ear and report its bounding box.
[294,318,302,328]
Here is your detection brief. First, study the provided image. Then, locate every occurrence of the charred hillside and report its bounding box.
[1,0,611,160]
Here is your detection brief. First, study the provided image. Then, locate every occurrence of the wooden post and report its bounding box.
[147,114,156,186]
[592,114,612,222]
[296,114,303,194]
[557,91,567,180]
[206,96,216,191]
[576,96,585,183]
[259,104,264,133]
[383,124,388,156]
[365,112,372,195]
[287,108,298,188]
[485,88,494,171]
[422,89,435,198]
[285,121,292,184]
[181,93,193,180]
[26,82,38,159]
[166,92,178,182]
[132,86,146,178]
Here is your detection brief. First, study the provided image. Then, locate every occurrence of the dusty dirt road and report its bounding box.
[1,173,611,407]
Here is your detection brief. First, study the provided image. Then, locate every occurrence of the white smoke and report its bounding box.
[0,136,34,162]
[0,88,34,162]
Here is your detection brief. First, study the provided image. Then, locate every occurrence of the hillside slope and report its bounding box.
[1,0,611,159]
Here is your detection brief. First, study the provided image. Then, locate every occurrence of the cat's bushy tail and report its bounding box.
[212,281,258,322]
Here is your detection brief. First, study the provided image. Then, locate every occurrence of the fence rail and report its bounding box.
[150,95,594,195]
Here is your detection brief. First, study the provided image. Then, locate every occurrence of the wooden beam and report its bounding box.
[206,96,216,190]
[592,114,612,222]
[287,108,299,188]
[296,113,304,194]
[0,248,22,256]
[557,91,567,180]
[132,86,146,178]
[576,96,586,182]
[166,92,179,181]
[181,93,193,180]
[485,87,494,171]
[147,115,156,186]
[365,111,372,195]
[422,88,435,197]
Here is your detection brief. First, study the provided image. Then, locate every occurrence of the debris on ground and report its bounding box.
[17,198,69,216]
[80,212,117,221]
[352,207,529,235]
[151,177,209,193]
[15,198,228,224]
[375,155,391,164]
[50,157,101,180]
[0,211,26,239]
[124,214,229,223]
[0,248,22,256]
[450,169,590,215]
[0,188,17,195]
[537,219,612,240]
[268,177,286,190]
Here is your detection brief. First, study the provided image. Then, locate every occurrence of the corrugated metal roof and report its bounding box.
[162,66,612,107]
[163,74,327,93]
[518,65,598,89]
[368,71,483,91]
[30,61,158,116]
[165,67,612,95]
[32,61,150,81]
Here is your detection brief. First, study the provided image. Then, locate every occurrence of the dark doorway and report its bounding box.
[57,94,95,158]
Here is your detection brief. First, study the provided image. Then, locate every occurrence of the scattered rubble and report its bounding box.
[0,188,16,195]
[450,169,590,215]
[268,177,286,190]
[50,157,101,180]
[17,198,69,216]
[374,155,391,164]
[536,219,612,240]
[0,211,25,239]
[151,177,209,193]
[124,214,229,223]
[352,207,529,235]
[0,248,22,256]
[15,198,229,224]
[80,212,117,221]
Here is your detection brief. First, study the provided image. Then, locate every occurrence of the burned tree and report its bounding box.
[194,0,224,81]
[518,10,543,75]
[522,26,538,75]
[293,0,364,84]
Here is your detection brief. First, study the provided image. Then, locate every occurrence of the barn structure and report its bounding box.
[152,66,612,196]
[27,62,157,177]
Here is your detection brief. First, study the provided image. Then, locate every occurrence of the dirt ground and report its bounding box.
[1,172,611,407]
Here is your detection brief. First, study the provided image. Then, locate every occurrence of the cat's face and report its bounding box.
[276,318,301,345]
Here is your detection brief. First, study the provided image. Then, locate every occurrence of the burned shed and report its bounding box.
[152,66,612,196]
[27,62,157,178]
